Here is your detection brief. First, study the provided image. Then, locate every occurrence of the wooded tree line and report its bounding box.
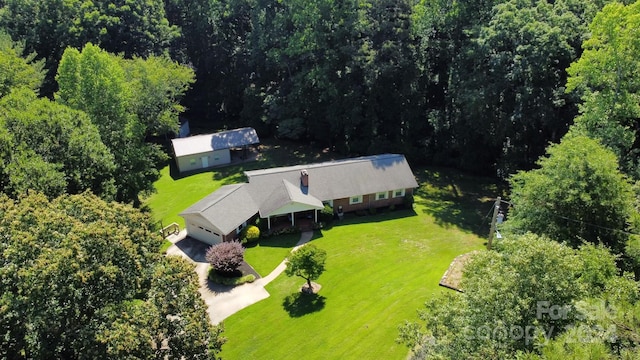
[394,2,640,357]
[0,3,218,358]
[0,0,638,178]
[1,0,640,358]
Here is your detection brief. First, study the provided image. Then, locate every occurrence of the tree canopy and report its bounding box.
[0,31,44,97]
[56,43,194,204]
[0,192,224,359]
[399,234,634,359]
[566,1,640,178]
[0,0,178,93]
[0,88,116,199]
[507,134,634,254]
[0,0,637,177]
[285,244,327,291]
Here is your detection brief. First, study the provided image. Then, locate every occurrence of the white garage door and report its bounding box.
[188,223,222,245]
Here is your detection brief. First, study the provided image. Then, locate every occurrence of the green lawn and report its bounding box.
[144,141,498,358]
[243,234,302,277]
[143,139,337,229]
[220,202,484,360]
[143,165,223,228]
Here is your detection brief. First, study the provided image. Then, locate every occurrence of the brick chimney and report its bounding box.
[301,169,309,187]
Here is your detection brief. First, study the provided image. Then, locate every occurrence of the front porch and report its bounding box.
[265,210,319,233]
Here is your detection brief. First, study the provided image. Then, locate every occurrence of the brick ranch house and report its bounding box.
[179,153,419,245]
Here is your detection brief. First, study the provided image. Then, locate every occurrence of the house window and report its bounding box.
[394,189,406,198]
[349,195,363,205]
[376,192,388,200]
[190,159,196,165]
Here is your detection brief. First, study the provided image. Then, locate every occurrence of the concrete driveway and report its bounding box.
[165,230,314,324]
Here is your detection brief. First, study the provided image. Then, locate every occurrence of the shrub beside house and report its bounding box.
[180,153,418,245]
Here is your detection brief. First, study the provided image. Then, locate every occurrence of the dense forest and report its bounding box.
[1,0,640,358]
[1,0,639,180]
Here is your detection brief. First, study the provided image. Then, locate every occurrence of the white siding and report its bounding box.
[184,217,223,245]
[176,149,231,173]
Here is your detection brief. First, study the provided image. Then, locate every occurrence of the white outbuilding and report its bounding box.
[171,127,259,173]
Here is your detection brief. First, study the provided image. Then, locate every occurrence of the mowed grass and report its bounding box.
[143,139,337,229]
[220,202,484,360]
[144,165,223,228]
[144,139,497,358]
[243,233,301,276]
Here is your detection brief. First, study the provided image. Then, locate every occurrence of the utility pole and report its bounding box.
[487,196,501,250]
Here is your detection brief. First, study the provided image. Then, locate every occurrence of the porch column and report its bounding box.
[267,216,271,230]
[314,209,318,223]
[291,212,295,226]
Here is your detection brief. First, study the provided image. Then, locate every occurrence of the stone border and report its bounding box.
[439,251,479,293]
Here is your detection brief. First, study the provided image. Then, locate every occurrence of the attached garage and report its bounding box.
[184,217,223,245]
[179,184,259,245]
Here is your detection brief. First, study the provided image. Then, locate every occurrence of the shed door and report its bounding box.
[201,156,209,168]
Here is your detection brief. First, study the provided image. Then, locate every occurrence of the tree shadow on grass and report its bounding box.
[282,292,326,318]
[414,167,508,237]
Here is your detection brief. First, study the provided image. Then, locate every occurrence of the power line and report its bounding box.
[505,198,640,237]
[552,214,640,237]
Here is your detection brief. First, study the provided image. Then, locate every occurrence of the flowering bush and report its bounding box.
[205,241,245,275]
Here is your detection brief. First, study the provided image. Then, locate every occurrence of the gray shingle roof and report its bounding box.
[179,184,258,234]
[171,127,259,157]
[258,179,324,217]
[180,154,418,235]
[245,154,418,206]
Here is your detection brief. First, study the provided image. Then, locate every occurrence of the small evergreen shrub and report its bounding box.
[320,204,334,223]
[205,241,245,275]
[241,225,261,244]
[208,267,256,285]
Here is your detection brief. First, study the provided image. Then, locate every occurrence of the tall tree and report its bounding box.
[507,134,634,254]
[164,0,252,121]
[242,0,420,155]
[0,31,44,97]
[56,43,194,204]
[399,234,623,359]
[566,0,640,178]
[0,0,178,95]
[0,88,116,198]
[438,0,602,175]
[0,192,224,359]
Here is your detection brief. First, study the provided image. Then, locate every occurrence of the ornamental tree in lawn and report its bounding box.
[285,244,327,291]
[206,241,245,275]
